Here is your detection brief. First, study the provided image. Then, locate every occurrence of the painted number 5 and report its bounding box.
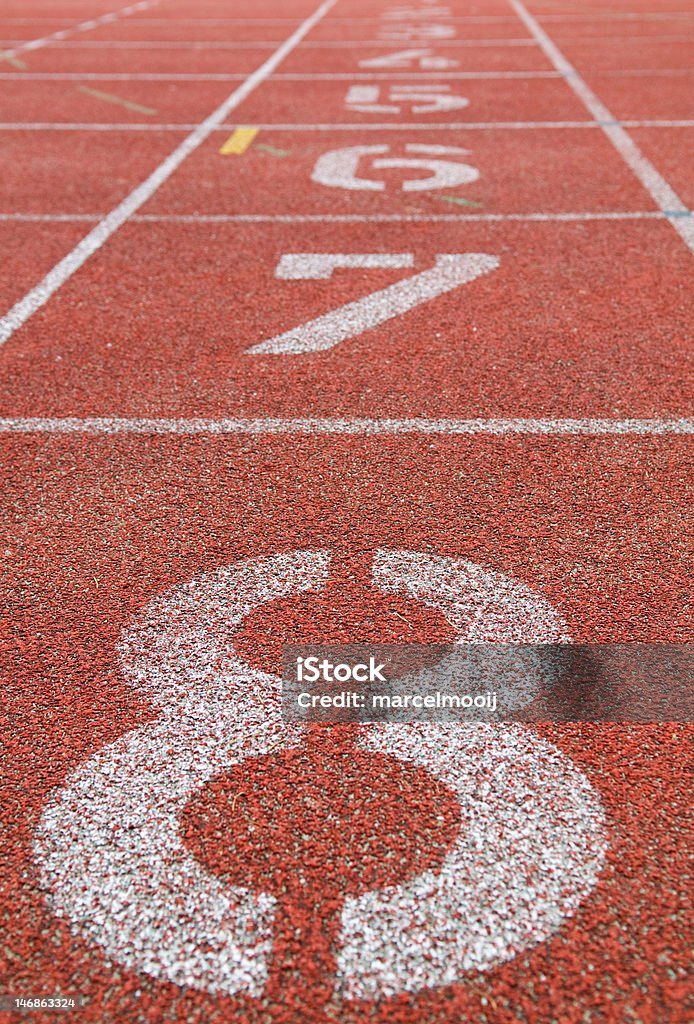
[246,252,499,356]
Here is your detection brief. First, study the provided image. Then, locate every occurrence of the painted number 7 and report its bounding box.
[245,253,499,356]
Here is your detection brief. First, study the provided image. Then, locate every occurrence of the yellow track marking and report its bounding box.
[77,86,157,115]
[219,126,259,155]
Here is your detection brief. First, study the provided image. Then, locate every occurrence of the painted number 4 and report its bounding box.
[246,253,499,356]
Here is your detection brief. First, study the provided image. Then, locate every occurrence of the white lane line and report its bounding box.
[0,418,690,436]
[2,120,693,131]
[0,212,678,224]
[0,0,338,348]
[0,38,541,48]
[0,72,248,79]
[0,214,102,221]
[538,11,694,20]
[134,211,688,223]
[0,16,521,26]
[3,68,689,80]
[509,0,694,254]
[1,12,690,25]
[2,1,158,59]
[234,119,694,129]
[549,33,694,43]
[7,34,694,46]
[0,70,563,80]
[598,69,694,76]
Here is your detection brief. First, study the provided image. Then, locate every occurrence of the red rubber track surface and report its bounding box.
[0,220,689,418]
[0,0,692,1022]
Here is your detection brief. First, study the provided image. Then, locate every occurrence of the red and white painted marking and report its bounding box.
[37,551,607,1000]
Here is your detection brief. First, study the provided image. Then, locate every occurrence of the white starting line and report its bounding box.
[0,38,543,48]
[0,212,686,224]
[0,70,562,80]
[1,119,692,131]
[4,12,688,24]
[2,33,691,47]
[0,418,690,436]
[2,69,693,79]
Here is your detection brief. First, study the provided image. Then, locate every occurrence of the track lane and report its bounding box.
[0,0,339,346]
[1,0,691,1021]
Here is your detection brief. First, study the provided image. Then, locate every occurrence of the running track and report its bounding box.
[0,0,692,1021]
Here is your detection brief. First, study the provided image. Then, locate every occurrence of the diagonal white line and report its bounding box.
[0,0,338,348]
[508,0,694,255]
[0,418,690,437]
[3,0,159,58]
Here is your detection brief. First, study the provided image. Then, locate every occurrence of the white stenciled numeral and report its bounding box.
[345,84,469,115]
[245,253,499,356]
[312,144,479,192]
[379,23,456,41]
[359,48,460,70]
[382,7,453,18]
[35,549,607,1000]
[274,253,416,279]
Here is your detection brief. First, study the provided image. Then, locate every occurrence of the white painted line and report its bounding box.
[549,33,694,44]
[0,212,678,224]
[4,34,694,47]
[0,418,690,436]
[0,15,527,26]
[3,1,159,59]
[0,214,101,222]
[0,72,251,80]
[0,37,541,48]
[1,16,524,26]
[0,40,268,48]
[140,211,687,223]
[1,12,689,25]
[0,0,339,348]
[233,119,694,130]
[509,0,694,254]
[538,11,694,22]
[599,69,694,77]
[285,68,692,80]
[306,39,538,50]
[24,67,668,83]
[1,120,693,131]
[0,70,562,80]
[0,123,191,130]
